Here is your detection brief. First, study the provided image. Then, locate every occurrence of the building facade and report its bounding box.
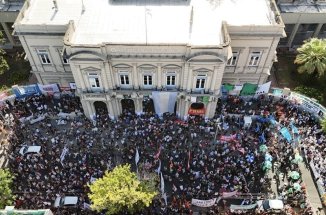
[14,0,284,119]
[0,0,23,49]
[277,0,326,48]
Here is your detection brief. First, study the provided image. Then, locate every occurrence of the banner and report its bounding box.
[191,198,216,207]
[135,148,140,166]
[37,84,60,94]
[152,92,178,116]
[69,82,77,90]
[12,84,41,99]
[188,107,205,115]
[280,127,292,142]
[220,134,237,142]
[230,203,257,211]
[255,81,271,95]
[222,191,238,198]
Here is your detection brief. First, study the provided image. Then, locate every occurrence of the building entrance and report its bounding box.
[121,99,135,114]
[94,101,108,115]
[142,97,155,114]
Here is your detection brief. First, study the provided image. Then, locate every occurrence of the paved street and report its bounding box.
[299,162,325,215]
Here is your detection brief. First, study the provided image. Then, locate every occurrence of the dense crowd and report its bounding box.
[0,93,324,215]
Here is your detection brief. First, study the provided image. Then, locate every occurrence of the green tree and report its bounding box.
[294,86,324,103]
[0,169,15,209]
[321,118,326,133]
[0,32,9,75]
[294,38,326,77]
[88,164,157,215]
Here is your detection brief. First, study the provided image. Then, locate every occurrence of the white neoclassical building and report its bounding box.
[14,0,285,119]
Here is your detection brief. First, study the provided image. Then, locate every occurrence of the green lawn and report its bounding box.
[274,54,326,106]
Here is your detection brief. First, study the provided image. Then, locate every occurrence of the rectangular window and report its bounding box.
[120,74,130,85]
[59,49,69,64]
[143,75,152,86]
[248,51,262,66]
[166,75,176,86]
[195,76,206,89]
[89,76,100,88]
[227,52,239,66]
[37,49,51,64]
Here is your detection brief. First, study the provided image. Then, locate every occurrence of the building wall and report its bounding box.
[278,11,326,47]
[14,3,284,120]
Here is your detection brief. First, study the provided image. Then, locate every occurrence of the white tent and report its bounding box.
[244,116,252,128]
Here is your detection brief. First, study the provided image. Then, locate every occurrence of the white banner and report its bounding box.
[255,81,271,95]
[69,82,77,89]
[222,190,238,198]
[191,198,216,207]
[38,84,60,94]
[152,92,178,116]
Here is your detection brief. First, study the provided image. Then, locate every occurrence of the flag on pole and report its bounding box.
[155,159,161,174]
[187,151,191,170]
[154,145,162,160]
[160,172,165,194]
[135,148,140,166]
[162,192,167,206]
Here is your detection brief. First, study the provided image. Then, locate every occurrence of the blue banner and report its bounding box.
[12,84,41,99]
[280,127,292,142]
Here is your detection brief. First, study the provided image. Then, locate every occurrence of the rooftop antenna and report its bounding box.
[52,0,58,11]
[81,0,85,13]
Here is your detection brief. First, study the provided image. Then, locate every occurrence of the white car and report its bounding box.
[257,199,284,213]
[19,146,41,156]
[54,196,78,208]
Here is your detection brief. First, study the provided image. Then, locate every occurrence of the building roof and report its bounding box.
[19,0,277,46]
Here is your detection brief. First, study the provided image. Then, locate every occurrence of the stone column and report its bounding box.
[210,66,218,92]
[157,64,162,89]
[107,98,115,120]
[1,22,14,46]
[100,65,109,92]
[313,23,323,37]
[181,63,189,90]
[104,62,114,89]
[205,101,211,118]
[287,23,300,48]
[186,67,193,92]
[132,63,139,89]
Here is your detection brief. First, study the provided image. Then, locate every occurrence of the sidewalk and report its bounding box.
[299,162,325,215]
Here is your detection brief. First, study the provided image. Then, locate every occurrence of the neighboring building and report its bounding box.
[277,0,326,48]
[14,0,284,119]
[0,0,23,49]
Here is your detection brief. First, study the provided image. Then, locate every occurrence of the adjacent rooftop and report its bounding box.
[277,0,326,13]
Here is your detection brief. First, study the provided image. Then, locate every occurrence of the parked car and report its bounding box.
[54,196,78,208]
[257,199,284,213]
[19,146,41,156]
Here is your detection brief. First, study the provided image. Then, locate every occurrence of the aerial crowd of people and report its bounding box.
[0,92,324,215]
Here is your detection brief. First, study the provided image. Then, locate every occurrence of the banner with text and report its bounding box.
[191,198,216,207]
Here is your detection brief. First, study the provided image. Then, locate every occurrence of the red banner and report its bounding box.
[188,108,205,115]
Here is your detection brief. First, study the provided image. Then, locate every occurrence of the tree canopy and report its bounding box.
[0,32,9,75]
[88,164,157,215]
[294,86,324,103]
[0,169,15,209]
[321,118,326,133]
[294,38,326,77]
